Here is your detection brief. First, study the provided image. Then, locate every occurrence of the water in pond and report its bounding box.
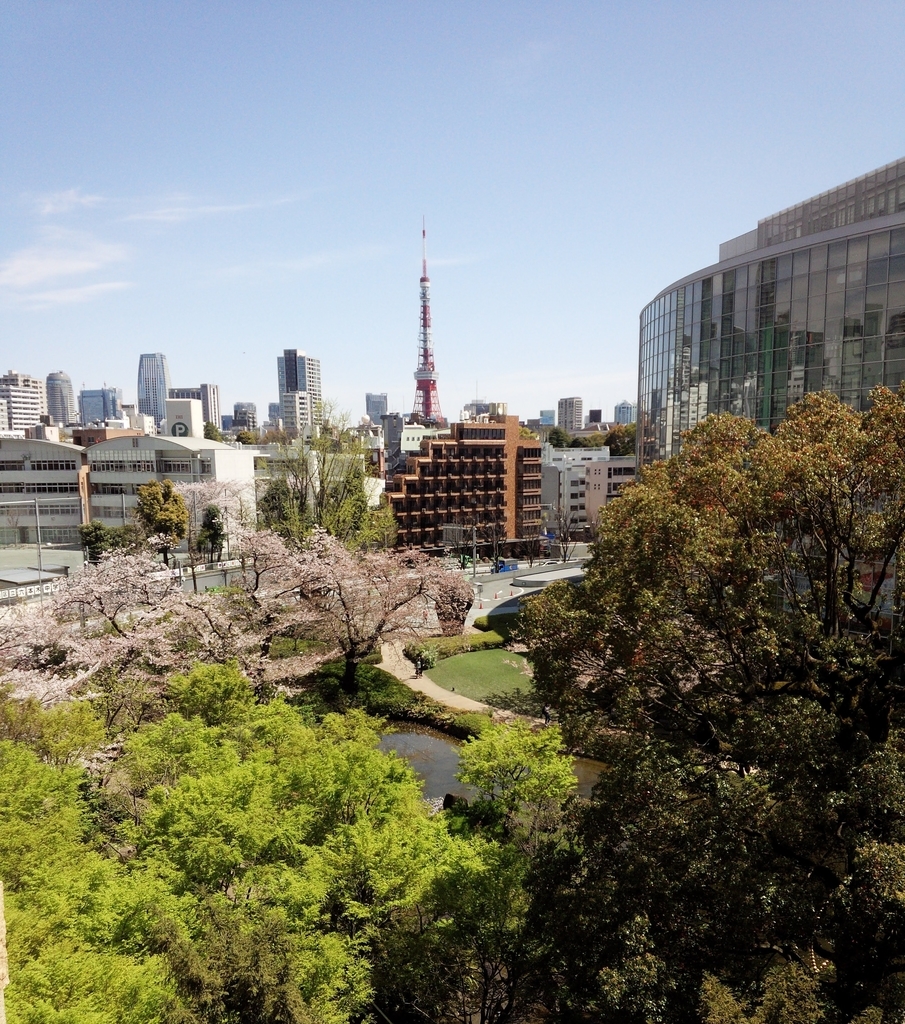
[378,725,603,801]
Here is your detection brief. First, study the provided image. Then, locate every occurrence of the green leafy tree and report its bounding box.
[196,504,226,561]
[79,519,141,561]
[167,661,256,727]
[373,836,547,1024]
[519,389,905,1021]
[569,431,607,448]
[601,421,636,456]
[203,420,223,442]
[546,426,571,448]
[0,741,171,1022]
[457,721,576,823]
[135,479,189,565]
[235,429,258,445]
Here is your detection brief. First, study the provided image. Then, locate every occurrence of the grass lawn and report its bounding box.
[425,649,533,704]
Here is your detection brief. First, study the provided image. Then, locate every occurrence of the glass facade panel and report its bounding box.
[640,169,905,463]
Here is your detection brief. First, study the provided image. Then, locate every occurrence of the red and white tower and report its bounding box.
[411,221,445,425]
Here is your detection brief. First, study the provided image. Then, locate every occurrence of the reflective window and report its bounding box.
[848,236,868,263]
[867,259,888,285]
[869,232,890,258]
[828,241,848,269]
[889,255,905,282]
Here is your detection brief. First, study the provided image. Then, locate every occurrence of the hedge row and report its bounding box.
[471,612,520,638]
[403,630,506,664]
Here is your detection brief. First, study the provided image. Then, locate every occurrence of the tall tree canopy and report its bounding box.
[135,479,189,565]
[520,388,905,1022]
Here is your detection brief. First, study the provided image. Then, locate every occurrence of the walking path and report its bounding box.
[381,640,490,712]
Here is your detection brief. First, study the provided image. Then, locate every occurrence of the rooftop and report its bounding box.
[720,157,905,261]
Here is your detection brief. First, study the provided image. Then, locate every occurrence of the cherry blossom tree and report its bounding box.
[293,529,473,689]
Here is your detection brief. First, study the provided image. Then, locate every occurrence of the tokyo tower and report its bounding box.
[411,220,445,425]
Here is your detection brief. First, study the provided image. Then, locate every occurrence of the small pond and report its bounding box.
[379,724,603,801]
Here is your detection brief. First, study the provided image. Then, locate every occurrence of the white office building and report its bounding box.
[0,437,88,546]
[86,435,256,526]
[0,372,48,432]
[541,445,613,528]
[557,397,583,432]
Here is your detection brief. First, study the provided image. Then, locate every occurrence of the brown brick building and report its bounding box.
[387,415,542,553]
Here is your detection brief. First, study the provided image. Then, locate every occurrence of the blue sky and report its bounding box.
[2,1,904,425]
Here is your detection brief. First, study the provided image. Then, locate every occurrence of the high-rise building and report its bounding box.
[614,400,636,425]
[277,349,322,431]
[46,371,76,426]
[137,353,171,428]
[281,392,316,438]
[168,384,221,429]
[557,397,583,432]
[381,412,405,477]
[0,371,47,432]
[267,402,282,426]
[366,392,388,422]
[539,409,555,426]
[233,402,258,431]
[78,387,123,424]
[411,223,444,425]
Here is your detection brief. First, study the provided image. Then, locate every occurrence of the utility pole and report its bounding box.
[34,498,44,608]
[472,523,476,580]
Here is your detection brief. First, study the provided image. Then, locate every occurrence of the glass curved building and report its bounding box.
[639,159,905,463]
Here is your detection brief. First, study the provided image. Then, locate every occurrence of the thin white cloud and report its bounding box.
[0,229,128,290]
[125,194,299,224]
[0,228,130,308]
[35,188,107,215]
[218,244,391,278]
[15,281,134,309]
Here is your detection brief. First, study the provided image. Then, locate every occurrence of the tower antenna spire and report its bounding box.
[422,216,427,279]
[411,220,444,426]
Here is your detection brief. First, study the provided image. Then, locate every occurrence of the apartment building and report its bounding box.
[387,415,542,553]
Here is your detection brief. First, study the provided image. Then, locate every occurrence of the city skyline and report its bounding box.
[2,3,904,424]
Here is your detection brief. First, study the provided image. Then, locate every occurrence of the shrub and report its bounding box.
[472,612,520,638]
[403,631,505,664]
[451,711,493,737]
